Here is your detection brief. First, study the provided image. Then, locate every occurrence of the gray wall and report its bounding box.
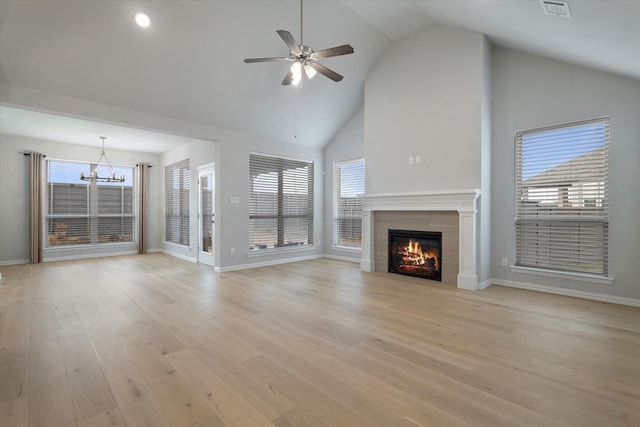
[491,46,640,300]
[364,24,485,194]
[0,134,162,264]
[323,107,364,262]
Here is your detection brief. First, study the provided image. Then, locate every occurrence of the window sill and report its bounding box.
[331,245,362,252]
[509,265,614,285]
[45,241,137,250]
[164,241,190,249]
[247,245,316,258]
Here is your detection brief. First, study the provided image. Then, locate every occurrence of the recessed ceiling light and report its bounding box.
[541,0,572,18]
[135,12,151,28]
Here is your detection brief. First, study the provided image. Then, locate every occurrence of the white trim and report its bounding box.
[44,249,138,262]
[360,189,481,212]
[323,253,361,263]
[509,265,614,285]
[330,245,362,252]
[218,254,323,272]
[146,248,162,253]
[162,249,197,263]
[0,259,30,266]
[478,279,493,290]
[196,162,216,171]
[163,240,190,249]
[490,278,639,307]
[247,245,317,258]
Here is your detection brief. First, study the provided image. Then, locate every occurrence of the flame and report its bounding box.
[400,239,439,270]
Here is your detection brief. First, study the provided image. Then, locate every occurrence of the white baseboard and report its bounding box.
[0,259,30,266]
[146,248,162,253]
[218,254,324,272]
[490,278,640,307]
[162,250,197,263]
[478,279,492,290]
[323,253,361,263]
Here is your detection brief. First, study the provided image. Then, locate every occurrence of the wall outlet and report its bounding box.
[501,257,508,266]
[409,156,414,165]
[230,247,236,255]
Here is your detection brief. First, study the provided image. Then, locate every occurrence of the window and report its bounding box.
[165,159,190,245]
[46,159,134,247]
[334,158,365,248]
[249,153,313,251]
[515,117,609,276]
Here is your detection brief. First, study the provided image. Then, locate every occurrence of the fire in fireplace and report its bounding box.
[388,229,442,281]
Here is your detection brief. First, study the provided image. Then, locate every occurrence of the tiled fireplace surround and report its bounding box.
[360,190,481,290]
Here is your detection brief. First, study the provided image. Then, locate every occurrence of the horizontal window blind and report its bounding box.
[47,160,135,247]
[334,159,364,248]
[249,153,313,250]
[165,159,190,246]
[515,118,609,275]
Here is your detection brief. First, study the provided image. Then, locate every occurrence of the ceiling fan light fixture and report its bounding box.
[243,0,354,85]
[304,63,317,79]
[291,61,302,85]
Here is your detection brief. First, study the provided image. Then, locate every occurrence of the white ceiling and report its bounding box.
[0,0,638,153]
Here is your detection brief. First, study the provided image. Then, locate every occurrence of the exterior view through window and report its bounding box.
[249,153,313,251]
[47,159,134,247]
[334,158,364,248]
[515,117,609,275]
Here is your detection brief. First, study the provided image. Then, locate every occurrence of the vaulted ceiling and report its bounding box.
[1,0,638,152]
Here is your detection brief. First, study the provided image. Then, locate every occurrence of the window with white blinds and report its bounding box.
[334,158,364,248]
[515,117,609,276]
[165,159,190,246]
[46,159,135,247]
[249,153,313,251]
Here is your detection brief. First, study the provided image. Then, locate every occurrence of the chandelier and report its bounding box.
[80,136,125,182]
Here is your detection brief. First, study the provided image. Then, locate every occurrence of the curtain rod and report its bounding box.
[22,153,151,168]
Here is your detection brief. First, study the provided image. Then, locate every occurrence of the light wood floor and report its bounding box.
[1,254,639,427]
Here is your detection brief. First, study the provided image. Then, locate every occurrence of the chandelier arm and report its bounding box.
[80,136,125,182]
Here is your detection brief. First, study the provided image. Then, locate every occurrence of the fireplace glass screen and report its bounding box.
[388,229,442,281]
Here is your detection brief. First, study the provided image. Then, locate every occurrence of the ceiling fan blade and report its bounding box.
[312,44,354,60]
[310,63,344,82]
[243,57,290,63]
[276,30,301,54]
[281,70,294,86]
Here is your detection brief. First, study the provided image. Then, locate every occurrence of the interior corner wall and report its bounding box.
[364,24,485,195]
[0,134,162,264]
[491,46,640,300]
[478,36,492,286]
[323,107,364,261]
[161,139,217,263]
[215,132,324,270]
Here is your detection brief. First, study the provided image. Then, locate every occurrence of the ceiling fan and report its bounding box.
[243,0,354,86]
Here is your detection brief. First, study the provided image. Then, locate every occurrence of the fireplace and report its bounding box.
[388,229,442,281]
[360,190,480,290]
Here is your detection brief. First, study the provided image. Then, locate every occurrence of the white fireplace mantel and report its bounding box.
[359,189,481,290]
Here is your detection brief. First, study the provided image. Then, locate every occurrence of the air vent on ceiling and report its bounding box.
[541,0,571,18]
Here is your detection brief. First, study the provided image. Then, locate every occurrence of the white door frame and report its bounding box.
[197,163,215,267]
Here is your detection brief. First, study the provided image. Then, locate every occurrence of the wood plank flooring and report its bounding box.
[1,254,638,426]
